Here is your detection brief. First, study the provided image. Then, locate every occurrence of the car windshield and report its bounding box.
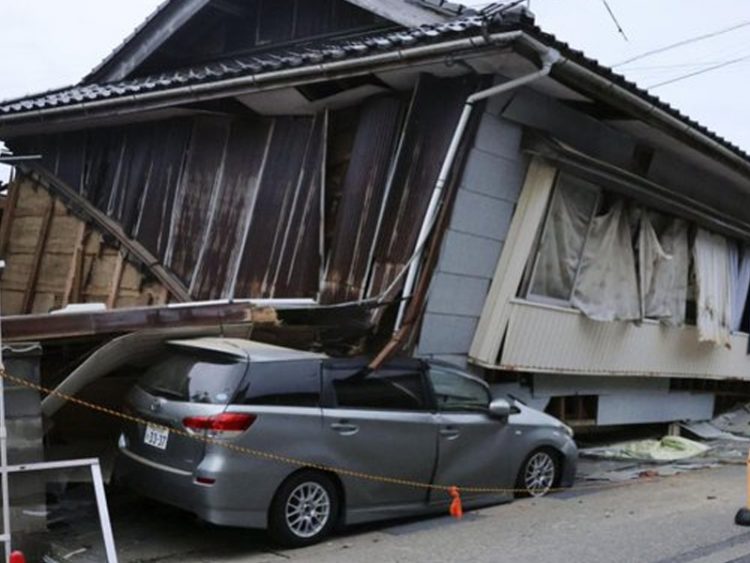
[138,349,247,405]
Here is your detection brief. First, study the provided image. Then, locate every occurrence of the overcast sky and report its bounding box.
[1,0,749,157]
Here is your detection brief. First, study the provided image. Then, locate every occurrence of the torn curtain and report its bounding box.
[693,228,732,347]
[571,200,640,322]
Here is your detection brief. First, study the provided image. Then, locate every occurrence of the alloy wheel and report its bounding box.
[285,481,332,539]
[523,451,556,497]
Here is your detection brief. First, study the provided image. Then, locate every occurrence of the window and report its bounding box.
[138,350,246,405]
[240,360,320,407]
[526,173,600,304]
[428,367,491,413]
[331,369,429,411]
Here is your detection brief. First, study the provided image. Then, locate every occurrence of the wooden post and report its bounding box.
[106,251,126,310]
[0,180,21,258]
[21,198,55,314]
[62,222,88,308]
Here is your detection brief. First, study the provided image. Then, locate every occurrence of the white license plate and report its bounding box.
[144,424,169,450]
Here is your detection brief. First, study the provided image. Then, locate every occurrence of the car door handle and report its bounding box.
[331,421,359,436]
[439,427,460,440]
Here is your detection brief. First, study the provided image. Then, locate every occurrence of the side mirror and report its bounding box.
[489,398,511,419]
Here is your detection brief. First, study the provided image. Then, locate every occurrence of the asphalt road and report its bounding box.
[59,463,750,563]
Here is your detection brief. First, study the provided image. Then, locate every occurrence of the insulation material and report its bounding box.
[693,228,732,347]
[638,213,689,326]
[529,175,598,300]
[571,200,640,322]
[729,242,750,331]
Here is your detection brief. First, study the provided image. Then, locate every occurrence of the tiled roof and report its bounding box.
[0,16,489,116]
[0,9,747,166]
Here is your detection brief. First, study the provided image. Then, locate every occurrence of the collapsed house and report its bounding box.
[1,0,750,432]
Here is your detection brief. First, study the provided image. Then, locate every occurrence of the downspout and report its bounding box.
[392,41,561,334]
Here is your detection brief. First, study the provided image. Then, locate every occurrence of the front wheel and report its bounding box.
[515,449,559,498]
[268,471,339,547]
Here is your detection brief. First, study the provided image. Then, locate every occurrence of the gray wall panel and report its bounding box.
[417,313,478,355]
[461,148,525,202]
[597,391,714,426]
[438,230,503,279]
[450,188,514,241]
[426,272,490,317]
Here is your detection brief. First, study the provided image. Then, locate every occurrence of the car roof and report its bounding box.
[166,338,328,362]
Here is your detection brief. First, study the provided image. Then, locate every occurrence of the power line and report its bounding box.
[648,54,750,89]
[614,20,750,67]
[600,0,628,42]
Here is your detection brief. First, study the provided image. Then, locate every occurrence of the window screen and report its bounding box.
[331,370,429,411]
[240,360,320,407]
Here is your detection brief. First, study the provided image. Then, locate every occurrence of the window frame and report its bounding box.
[427,365,492,414]
[322,364,434,413]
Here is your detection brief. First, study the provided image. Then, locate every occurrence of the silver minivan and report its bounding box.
[116,338,577,546]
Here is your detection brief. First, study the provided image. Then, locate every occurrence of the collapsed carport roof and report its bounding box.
[1,11,750,184]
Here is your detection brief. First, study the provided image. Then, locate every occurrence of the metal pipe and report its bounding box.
[392,41,561,331]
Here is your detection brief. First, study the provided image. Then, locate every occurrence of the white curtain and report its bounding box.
[571,200,640,322]
[530,177,598,300]
[693,228,732,347]
[729,242,750,331]
[638,213,689,326]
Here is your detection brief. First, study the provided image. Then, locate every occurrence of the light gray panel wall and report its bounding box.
[417,110,527,364]
[418,313,478,355]
[598,391,714,425]
[426,273,490,318]
[533,375,670,397]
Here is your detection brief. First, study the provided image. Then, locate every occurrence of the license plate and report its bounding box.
[144,424,169,450]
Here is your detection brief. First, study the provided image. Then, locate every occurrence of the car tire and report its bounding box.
[268,471,340,548]
[515,448,559,498]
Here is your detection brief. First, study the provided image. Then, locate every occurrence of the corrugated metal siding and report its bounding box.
[367,74,479,298]
[502,299,750,381]
[321,96,404,303]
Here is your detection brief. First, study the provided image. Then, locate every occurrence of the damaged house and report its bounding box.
[2,0,750,437]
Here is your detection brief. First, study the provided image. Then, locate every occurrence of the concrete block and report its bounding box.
[473,114,523,160]
[417,313,478,355]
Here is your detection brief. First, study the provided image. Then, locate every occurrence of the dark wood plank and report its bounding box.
[22,198,55,313]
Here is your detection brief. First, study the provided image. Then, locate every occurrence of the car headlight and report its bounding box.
[560,423,574,438]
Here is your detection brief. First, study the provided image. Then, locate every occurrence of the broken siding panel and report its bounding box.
[135,119,193,259]
[166,117,231,285]
[367,74,478,297]
[234,117,321,298]
[271,114,326,297]
[321,96,403,303]
[192,118,273,300]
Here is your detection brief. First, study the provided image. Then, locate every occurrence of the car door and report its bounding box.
[321,360,439,521]
[427,365,513,504]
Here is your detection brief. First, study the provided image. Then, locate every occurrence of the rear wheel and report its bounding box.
[268,471,339,547]
[515,449,559,498]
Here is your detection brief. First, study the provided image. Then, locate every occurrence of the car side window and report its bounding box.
[429,367,491,413]
[331,369,429,411]
[239,360,320,407]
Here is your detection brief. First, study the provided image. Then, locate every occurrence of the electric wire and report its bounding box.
[648,54,750,89]
[600,0,628,42]
[614,20,750,68]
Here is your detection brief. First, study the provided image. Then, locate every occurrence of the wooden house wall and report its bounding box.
[8,75,480,313]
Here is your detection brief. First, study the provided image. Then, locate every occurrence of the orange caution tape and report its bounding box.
[449,486,463,520]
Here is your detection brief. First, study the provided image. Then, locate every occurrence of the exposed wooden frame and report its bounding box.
[0,179,21,258]
[62,222,88,308]
[22,197,55,313]
[22,166,191,301]
[106,251,126,309]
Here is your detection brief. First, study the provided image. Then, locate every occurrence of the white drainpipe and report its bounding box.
[393,41,561,332]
